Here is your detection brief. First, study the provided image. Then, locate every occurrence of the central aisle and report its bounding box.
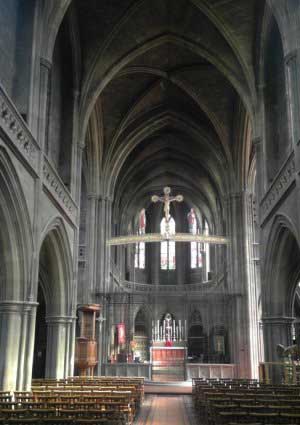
[134,395,198,425]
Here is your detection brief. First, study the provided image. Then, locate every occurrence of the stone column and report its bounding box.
[17,302,39,390]
[0,301,37,391]
[70,91,81,200]
[253,138,263,201]
[262,316,294,362]
[37,58,52,150]
[97,197,112,294]
[285,52,300,149]
[68,317,77,378]
[226,192,251,378]
[23,303,38,390]
[45,316,74,379]
[244,190,263,379]
[96,314,106,375]
[84,193,99,301]
[285,51,300,230]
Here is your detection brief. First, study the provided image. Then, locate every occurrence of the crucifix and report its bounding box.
[151,186,183,222]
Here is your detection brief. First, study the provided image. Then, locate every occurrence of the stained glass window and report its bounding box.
[160,217,176,270]
[204,220,210,274]
[188,208,203,269]
[135,209,146,269]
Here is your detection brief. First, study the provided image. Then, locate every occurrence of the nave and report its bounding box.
[134,395,197,425]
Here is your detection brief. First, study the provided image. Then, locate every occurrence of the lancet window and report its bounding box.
[160,216,176,270]
[188,208,202,269]
[204,219,210,275]
[135,209,146,269]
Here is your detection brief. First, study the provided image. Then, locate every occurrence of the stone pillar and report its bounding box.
[244,191,262,379]
[226,192,251,378]
[37,58,52,150]
[262,316,294,362]
[70,91,81,200]
[262,316,294,383]
[0,301,37,391]
[294,319,300,345]
[97,197,112,294]
[23,303,38,390]
[96,314,106,376]
[68,317,77,378]
[285,52,300,149]
[45,316,74,379]
[253,138,263,201]
[285,51,300,230]
[85,193,99,300]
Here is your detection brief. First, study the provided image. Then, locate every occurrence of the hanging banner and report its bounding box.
[117,323,126,345]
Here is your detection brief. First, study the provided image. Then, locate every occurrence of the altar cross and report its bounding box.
[151,186,183,222]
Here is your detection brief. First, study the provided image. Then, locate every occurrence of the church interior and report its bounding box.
[1,0,300,423]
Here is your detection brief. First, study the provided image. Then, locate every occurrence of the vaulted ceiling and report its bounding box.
[73,0,263,231]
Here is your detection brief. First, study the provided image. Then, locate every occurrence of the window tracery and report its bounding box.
[135,209,146,269]
[160,216,176,270]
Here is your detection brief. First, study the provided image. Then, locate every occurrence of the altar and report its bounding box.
[150,313,187,381]
[151,345,186,381]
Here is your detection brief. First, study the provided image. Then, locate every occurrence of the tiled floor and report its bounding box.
[134,395,198,425]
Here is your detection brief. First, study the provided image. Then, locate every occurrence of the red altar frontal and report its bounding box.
[151,345,187,381]
[151,346,186,364]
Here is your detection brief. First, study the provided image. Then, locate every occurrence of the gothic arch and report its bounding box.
[263,214,300,317]
[41,0,72,62]
[0,147,33,301]
[257,3,287,87]
[38,217,73,317]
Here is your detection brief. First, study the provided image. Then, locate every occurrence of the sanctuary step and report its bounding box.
[152,363,185,382]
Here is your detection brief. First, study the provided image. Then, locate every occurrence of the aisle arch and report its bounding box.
[0,147,33,301]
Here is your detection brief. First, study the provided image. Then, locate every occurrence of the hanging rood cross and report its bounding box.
[151,187,183,222]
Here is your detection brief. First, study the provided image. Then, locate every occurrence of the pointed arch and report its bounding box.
[0,147,33,301]
[41,0,72,62]
[39,217,73,317]
[263,214,300,317]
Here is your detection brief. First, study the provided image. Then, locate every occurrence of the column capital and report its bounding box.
[99,195,113,203]
[0,300,39,313]
[40,57,52,70]
[87,192,99,200]
[73,89,81,100]
[285,50,297,65]
[252,137,262,147]
[46,315,76,325]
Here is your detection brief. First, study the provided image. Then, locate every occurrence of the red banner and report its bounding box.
[117,323,126,345]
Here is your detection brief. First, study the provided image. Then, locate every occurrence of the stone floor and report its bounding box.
[134,395,198,425]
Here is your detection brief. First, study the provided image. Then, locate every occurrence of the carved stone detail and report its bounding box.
[260,153,295,223]
[43,156,78,223]
[0,89,39,172]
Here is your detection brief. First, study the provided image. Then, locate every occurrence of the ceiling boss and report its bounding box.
[107,186,229,246]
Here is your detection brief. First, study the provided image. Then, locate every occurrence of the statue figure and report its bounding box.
[277,343,300,361]
[187,208,197,235]
[151,186,183,222]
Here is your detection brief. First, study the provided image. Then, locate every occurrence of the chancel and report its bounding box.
[1,0,300,424]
